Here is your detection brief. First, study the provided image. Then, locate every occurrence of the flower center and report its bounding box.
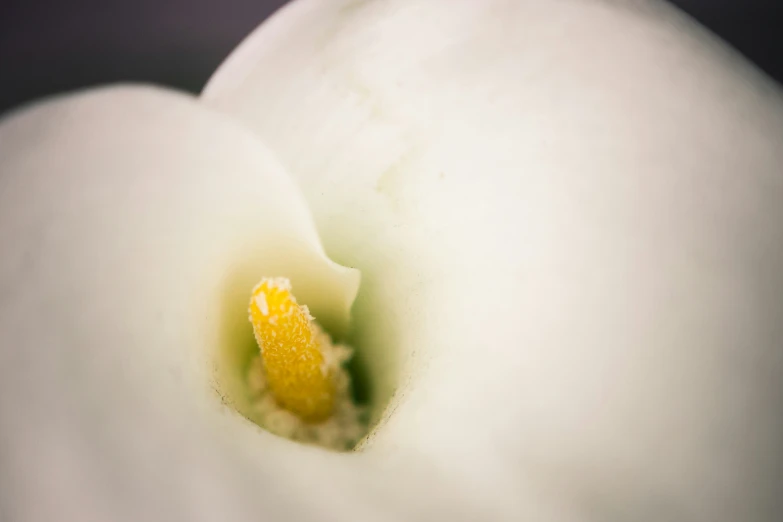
[249,278,335,422]
[245,277,367,449]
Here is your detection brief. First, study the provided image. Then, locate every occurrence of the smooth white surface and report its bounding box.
[0,86,416,522]
[205,0,783,520]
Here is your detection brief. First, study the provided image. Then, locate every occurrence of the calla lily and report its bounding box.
[1,0,783,521]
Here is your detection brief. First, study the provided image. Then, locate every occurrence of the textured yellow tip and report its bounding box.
[248,278,335,423]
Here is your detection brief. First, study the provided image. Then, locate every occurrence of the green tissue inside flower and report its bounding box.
[214,252,391,450]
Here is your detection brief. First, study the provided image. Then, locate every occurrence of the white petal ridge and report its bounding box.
[0,86,407,522]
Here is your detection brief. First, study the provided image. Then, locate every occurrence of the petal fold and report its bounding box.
[205,1,783,519]
[0,85,372,520]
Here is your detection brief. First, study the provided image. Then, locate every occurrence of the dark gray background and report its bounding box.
[0,0,781,115]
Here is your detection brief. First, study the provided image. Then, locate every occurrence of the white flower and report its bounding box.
[1,1,782,521]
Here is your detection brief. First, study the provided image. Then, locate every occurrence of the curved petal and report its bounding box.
[0,85,389,521]
[205,1,783,519]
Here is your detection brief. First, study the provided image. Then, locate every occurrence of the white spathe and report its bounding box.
[0,1,781,521]
[204,0,783,520]
[0,85,554,522]
[0,87,366,520]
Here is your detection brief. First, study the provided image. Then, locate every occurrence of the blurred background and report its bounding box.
[0,0,781,115]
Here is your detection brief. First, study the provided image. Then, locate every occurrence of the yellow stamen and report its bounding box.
[248,278,334,423]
